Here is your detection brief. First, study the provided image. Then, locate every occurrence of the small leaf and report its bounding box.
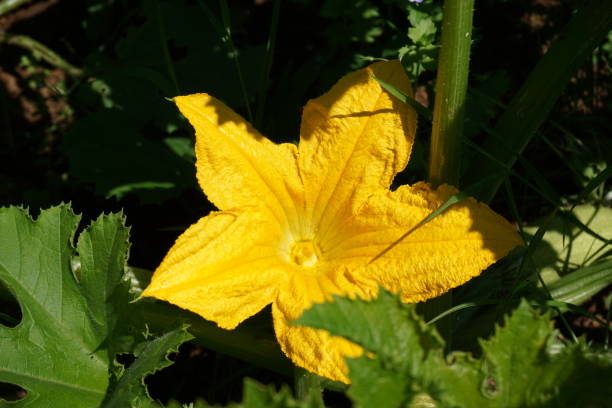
[408,19,436,45]
[101,326,194,408]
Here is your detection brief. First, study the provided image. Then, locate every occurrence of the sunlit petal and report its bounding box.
[175,94,304,232]
[272,268,370,383]
[298,60,416,242]
[325,182,523,302]
[143,207,288,329]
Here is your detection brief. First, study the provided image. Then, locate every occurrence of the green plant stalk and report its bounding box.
[465,0,612,203]
[427,0,474,188]
[0,34,84,77]
[0,0,28,16]
[422,0,474,346]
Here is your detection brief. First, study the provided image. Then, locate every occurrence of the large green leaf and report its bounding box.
[0,205,129,407]
[296,290,612,408]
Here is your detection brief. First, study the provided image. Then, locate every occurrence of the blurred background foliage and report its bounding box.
[0,0,611,405]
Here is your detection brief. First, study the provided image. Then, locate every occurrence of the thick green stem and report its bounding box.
[423,0,475,345]
[427,0,474,188]
[0,34,84,77]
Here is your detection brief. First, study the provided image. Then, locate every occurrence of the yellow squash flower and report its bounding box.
[142,60,522,383]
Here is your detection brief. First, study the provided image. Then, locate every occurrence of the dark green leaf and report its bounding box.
[101,326,194,408]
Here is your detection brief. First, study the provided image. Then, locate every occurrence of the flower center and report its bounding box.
[289,240,320,267]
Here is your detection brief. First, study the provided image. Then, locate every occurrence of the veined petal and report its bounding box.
[143,207,288,329]
[175,94,304,232]
[272,267,373,383]
[324,182,523,303]
[298,60,416,242]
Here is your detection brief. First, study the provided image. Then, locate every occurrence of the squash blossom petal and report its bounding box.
[142,60,523,383]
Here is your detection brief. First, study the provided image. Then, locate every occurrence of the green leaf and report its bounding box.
[523,204,612,282]
[436,301,612,408]
[101,326,194,408]
[296,289,612,408]
[296,290,443,408]
[408,18,436,45]
[0,205,130,407]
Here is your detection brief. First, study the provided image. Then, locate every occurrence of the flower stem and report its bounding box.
[294,366,323,404]
[424,0,475,346]
[428,0,474,187]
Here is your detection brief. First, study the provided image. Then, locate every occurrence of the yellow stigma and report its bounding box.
[290,240,320,267]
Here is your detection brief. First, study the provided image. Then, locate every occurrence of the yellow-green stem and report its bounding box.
[428,0,474,187]
[424,0,475,345]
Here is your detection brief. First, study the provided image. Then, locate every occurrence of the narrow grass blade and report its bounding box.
[373,75,433,121]
[426,301,497,325]
[545,300,611,331]
[155,1,180,95]
[465,138,611,245]
[197,0,253,121]
[517,209,558,280]
[368,172,506,265]
[575,166,612,204]
[196,0,225,38]
[465,0,612,202]
[255,0,282,129]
